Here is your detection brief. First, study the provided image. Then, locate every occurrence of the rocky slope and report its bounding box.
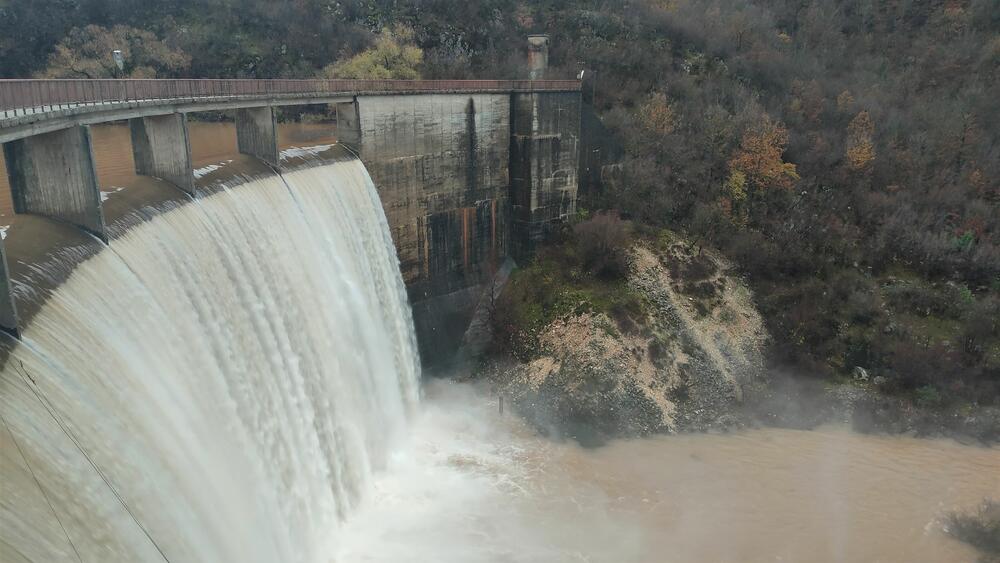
[480,237,769,443]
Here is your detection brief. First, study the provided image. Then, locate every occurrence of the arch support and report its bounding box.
[235,106,279,166]
[130,113,194,194]
[3,125,106,241]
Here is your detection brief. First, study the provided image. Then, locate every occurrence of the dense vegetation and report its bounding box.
[3,0,997,419]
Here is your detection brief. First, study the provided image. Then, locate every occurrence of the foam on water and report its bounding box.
[0,160,420,562]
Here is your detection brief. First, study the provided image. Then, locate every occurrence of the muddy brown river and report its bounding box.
[334,381,1000,563]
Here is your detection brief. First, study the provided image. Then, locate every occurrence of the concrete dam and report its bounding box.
[0,45,583,559]
[1,155,424,561]
[0,75,583,360]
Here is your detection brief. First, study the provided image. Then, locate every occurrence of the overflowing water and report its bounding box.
[0,160,420,562]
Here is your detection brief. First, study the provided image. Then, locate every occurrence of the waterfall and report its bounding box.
[0,159,421,562]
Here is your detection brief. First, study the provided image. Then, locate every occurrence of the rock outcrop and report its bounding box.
[483,238,769,443]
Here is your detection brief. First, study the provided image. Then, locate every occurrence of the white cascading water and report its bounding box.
[0,159,420,562]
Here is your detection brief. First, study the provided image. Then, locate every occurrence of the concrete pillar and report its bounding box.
[3,126,106,241]
[335,100,361,152]
[527,35,549,80]
[130,113,194,194]
[235,106,279,166]
[0,241,18,336]
[509,91,582,261]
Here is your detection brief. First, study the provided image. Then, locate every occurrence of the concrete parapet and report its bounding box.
[235,106,279,166]
[3,125,106,240]
[129,113,194,194]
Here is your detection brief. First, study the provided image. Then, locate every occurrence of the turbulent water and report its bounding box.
[336,381,1000,563]
[0,160,420,562]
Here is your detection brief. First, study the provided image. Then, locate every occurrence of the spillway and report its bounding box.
[0,159,421,562]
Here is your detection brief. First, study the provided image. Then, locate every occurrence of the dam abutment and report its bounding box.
[129,112,195,194]
[346,89,580,362]
[509,91,581,261]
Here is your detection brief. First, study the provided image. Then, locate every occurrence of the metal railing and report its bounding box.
[0,79,582,121]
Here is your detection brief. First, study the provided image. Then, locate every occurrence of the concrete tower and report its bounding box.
[527,35,550,80]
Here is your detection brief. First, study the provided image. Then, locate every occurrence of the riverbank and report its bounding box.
[477,218,768,444]
[468,221,1000,446]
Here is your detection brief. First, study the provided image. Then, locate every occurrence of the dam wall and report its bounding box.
[1,83,582,362]
[340,91,580,361]
[345,94,511,300]
[510,91,581,261]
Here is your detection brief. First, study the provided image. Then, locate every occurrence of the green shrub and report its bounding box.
[914,385,942,407]
[573,211,633,279]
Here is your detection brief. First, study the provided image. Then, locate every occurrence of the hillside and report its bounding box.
[4,0,997,429]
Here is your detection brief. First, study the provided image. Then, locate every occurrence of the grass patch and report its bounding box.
[897,313,965,346]
[492,227,646,359]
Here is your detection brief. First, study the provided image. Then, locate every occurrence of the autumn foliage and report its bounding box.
[846,111,876,172]
[728,118,799,192]
[640,93,677,136]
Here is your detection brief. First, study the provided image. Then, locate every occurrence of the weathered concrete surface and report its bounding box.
[335,101,361,151]
[353,94,511,301]
[348,93,513,362]
[527,35,550,80]
[130,113,194,194]
[0,243,18,335]
[510,91,581,260]
[235,106,279,166]
[3,125,106,240]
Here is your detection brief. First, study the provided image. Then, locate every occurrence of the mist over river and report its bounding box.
[336,380,999,563]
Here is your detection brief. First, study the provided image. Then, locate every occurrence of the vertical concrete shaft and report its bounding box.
[0,240,18,336]
[335,100,361,152]
[527,35,550,80]
[3,126,106,240]
[235,106,279,166]
[509,91,582,260]
[130,113,195,194]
